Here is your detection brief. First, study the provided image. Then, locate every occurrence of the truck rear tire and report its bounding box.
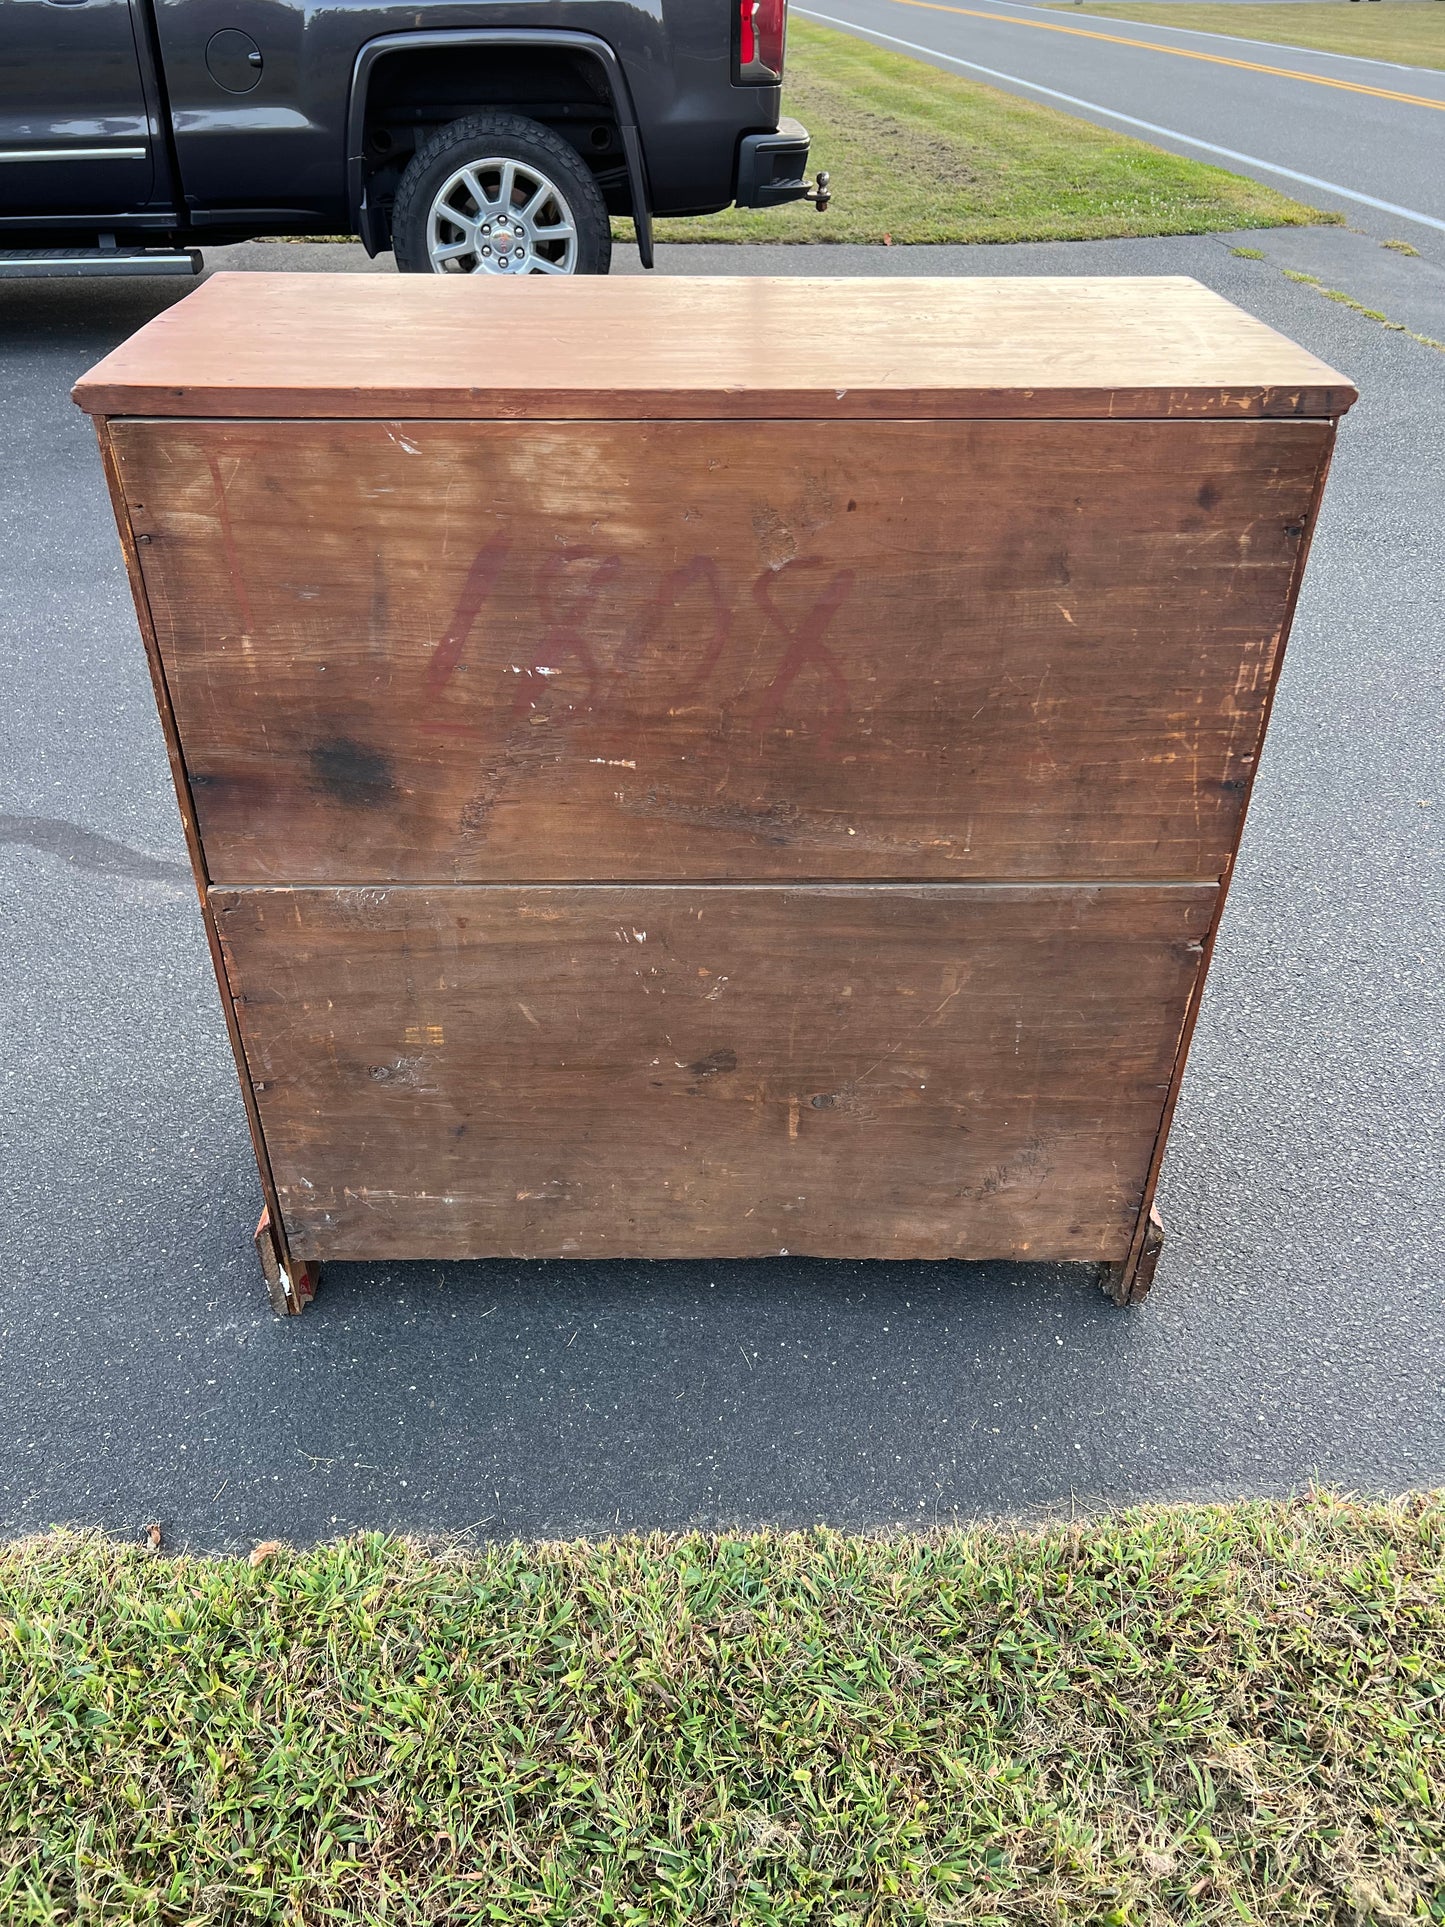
[391,113,612,277]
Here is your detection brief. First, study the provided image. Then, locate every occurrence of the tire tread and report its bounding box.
[391,112,612,276]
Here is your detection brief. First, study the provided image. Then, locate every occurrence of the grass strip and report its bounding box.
[615,18,1327,244]
[3,1492,1443,1923]
[1041,2,1445,74]
[1280,265,1445,349]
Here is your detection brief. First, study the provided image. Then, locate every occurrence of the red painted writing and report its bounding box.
[425,530,511,698]
[509,551,622,715]
[622,554,733,698]
[423,542,855,745]
[752,559,855,753]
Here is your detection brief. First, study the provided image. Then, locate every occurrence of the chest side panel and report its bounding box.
[214,881,1215,1263]
[117,417,1329,885]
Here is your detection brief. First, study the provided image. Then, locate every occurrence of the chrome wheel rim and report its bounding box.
[425,158,579,275]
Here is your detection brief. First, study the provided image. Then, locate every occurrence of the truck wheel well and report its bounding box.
[359,47,629,239]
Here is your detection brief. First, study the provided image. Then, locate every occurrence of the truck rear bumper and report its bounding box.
[735,117,814,207]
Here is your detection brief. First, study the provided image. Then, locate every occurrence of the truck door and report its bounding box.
[0,0,155,213]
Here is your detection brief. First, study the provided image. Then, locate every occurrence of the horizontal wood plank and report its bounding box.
[213,882,1215,1264]
[73,274,1355,422]
[117,416,1330,885]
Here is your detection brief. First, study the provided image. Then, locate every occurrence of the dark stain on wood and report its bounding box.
[686,1047,738,1080]
[309,737,395,808]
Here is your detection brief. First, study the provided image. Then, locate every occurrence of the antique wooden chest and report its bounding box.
[75,273,1353,1311]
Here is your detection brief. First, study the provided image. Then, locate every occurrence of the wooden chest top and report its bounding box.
[72,272,1355,423]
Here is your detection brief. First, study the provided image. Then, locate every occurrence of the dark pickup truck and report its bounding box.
[0,0,826,278]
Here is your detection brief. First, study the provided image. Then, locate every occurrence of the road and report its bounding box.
[798,0,1445,256]
[1,232,1441,1551]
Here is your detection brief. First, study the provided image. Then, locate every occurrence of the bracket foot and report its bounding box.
[254,1207,319,1315]
[1099,1205,1164,1307]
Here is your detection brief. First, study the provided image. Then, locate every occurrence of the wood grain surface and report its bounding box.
[72,274,1356,422]
[93,420,299,1283]
[213,882,1215,1263]
[116,415,1329,886]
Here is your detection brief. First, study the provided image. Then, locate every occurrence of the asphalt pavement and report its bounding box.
[1,230,1442,1551]
[796,0,1445,256]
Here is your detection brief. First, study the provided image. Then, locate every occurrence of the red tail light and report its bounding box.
[738,0,787,80]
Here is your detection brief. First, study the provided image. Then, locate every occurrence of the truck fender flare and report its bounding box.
[347,28,653,267]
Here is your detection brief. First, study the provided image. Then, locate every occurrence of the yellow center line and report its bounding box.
[888,0,1445,111]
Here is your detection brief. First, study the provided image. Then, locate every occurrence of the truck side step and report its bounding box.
[0,248,201,280]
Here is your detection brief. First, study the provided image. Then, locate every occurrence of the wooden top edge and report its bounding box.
[79,390,1354,423]
[210,879,1223,895]
[73,272,1357,420]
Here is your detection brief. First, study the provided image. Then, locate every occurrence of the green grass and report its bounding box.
[4,1492,1444,1923]
[1041,2,1445,73]
[615,18,1329,245]
[1278,266,1445,349]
